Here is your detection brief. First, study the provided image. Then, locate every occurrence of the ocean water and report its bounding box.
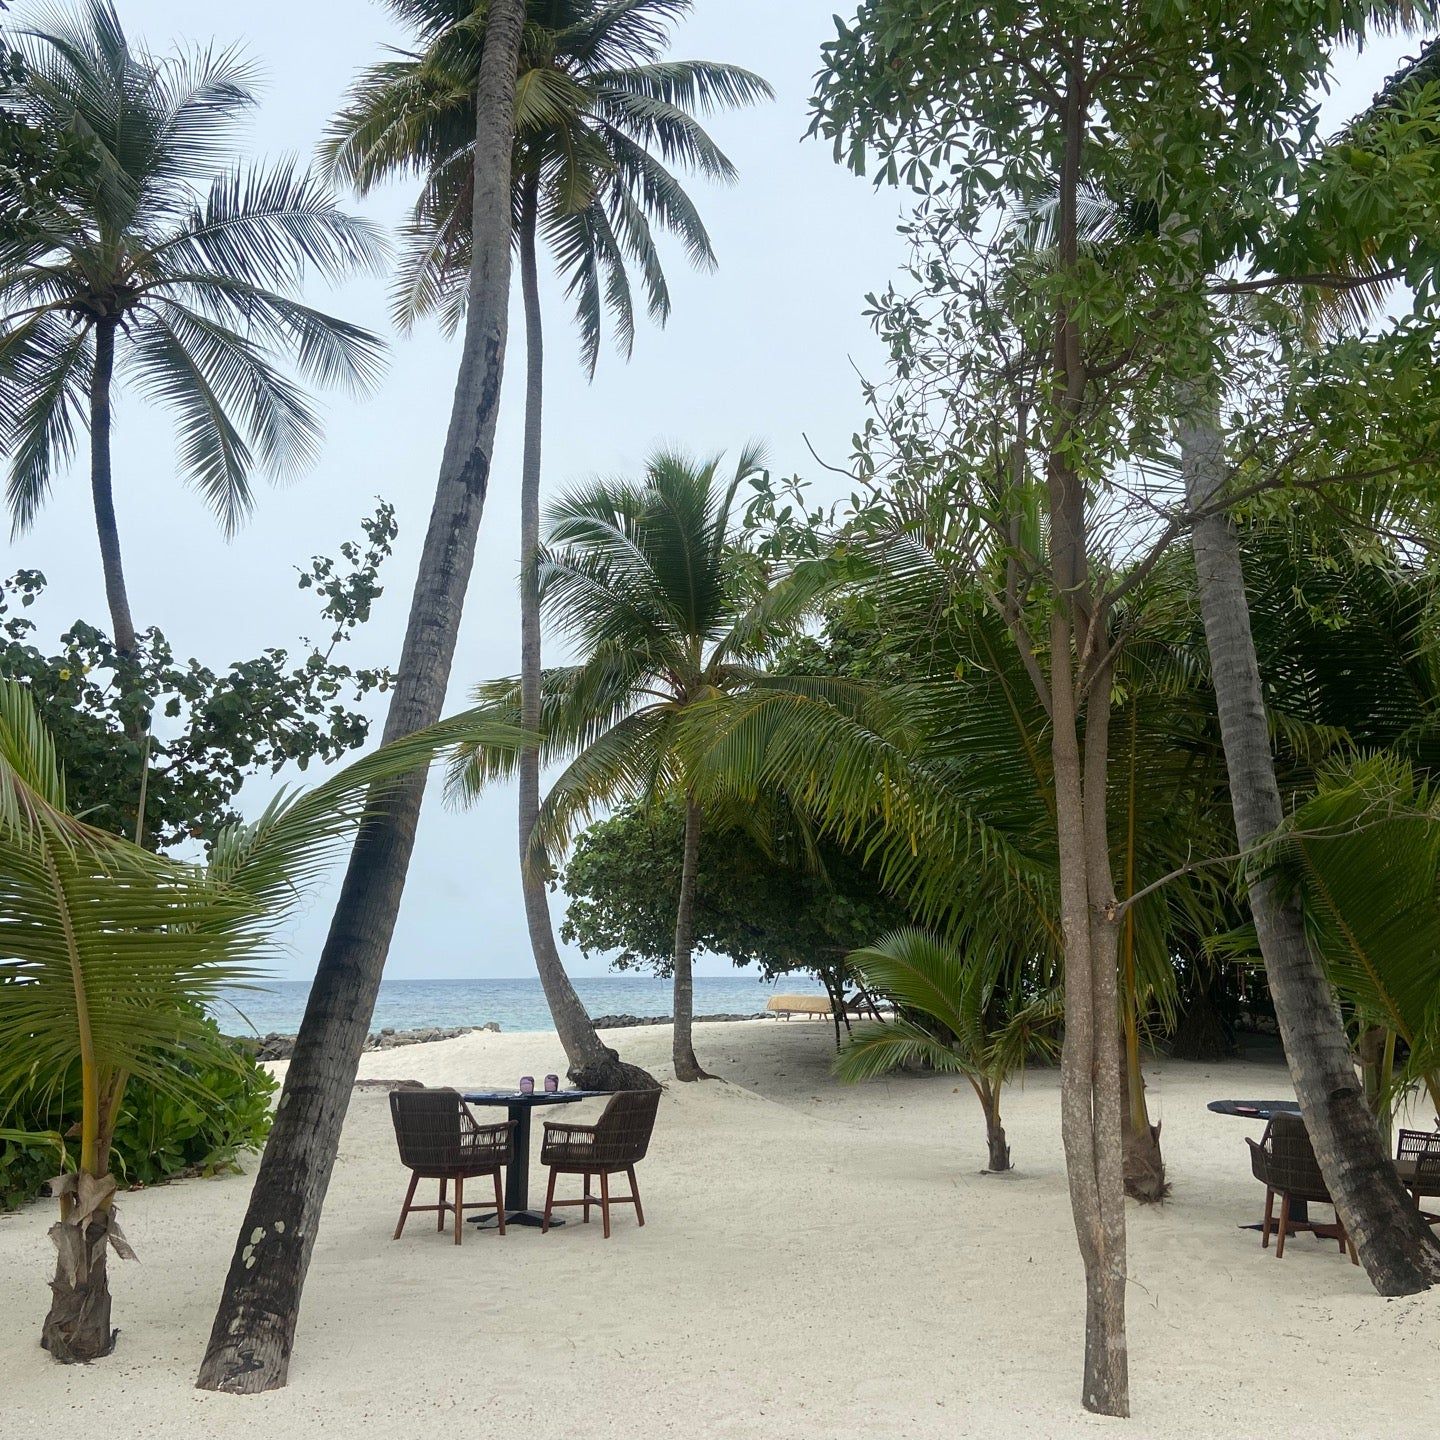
[209,973,823,1037]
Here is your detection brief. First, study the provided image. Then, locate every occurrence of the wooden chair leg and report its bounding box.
[394,1171,420,1240]
[629,1165,644,1227]
[437,1177,448,1232]
[453,1174,464,1246]
[1261,1187,1274,1249]
[493,1169,507,1236]
[1276,1191,1290,1258]
[583,1171,592,1224]
[542,1167,558,1234]
[600,1169,611,1239]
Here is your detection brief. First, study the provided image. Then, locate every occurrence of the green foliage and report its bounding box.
[0,504,396,849]
[0,0,388,535]
[0,2,95,247]
[560,799,907,983]
[1276,755,1440,1109]
[0,672,531,1194]
[323,0,771,365]
[0,1024,276,1209]
[837,928,1060,1087]
[448,445,850,858]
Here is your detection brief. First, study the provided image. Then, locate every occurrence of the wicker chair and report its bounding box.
[1246,1112,1357,1262]
[389,1088,515,1245]
[540,1089,661,1238]
[1396,1128,1440,1224]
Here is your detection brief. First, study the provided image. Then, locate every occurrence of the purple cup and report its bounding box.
[544,1073,559,1093]
[519,1075,535,1095]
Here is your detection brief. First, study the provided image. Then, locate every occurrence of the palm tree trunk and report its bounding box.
[195,0,529,1394]
[515,177,654,1093]
[671,795,709,1080]
[88,316,136,657]
[980,1081,1011,1172]
[1181,394,1440,1294]
[41,1210,116,1362]
[1120,700,1166,1201]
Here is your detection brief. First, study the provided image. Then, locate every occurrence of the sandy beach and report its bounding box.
[2,1018,1437,1439]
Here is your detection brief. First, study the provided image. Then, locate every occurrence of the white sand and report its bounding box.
[2,1018,1437,1438]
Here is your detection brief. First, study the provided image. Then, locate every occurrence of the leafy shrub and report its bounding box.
[0,1022,276,1210]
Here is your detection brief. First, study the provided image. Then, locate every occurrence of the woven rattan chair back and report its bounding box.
[591,1088,661,1167]
[1261,1113,1332,1204]
[389,1087,466,1173]
[1398,1127,1440,1189]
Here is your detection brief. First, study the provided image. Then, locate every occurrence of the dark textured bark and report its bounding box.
[88,316,136,657]
[1120,1037,1168,1203]
[42,1214,115,1363]
[515,181,654,1095]
[671,795,709,1081]
[195,1,530,1394]
[1181,396,1440,1294]
[980,1084,1011,1172]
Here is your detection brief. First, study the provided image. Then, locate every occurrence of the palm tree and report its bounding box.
[836,928,1060,1172]
[450,446,840,1080]
[0,0,387,657]
[0,676,525,1363]
[321,0,770,1085]
[197,0,529,1394]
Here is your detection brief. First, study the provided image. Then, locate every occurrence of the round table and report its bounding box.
[461,1089,606,1228]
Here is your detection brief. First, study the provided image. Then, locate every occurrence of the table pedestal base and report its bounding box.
[469,1210,562,1229]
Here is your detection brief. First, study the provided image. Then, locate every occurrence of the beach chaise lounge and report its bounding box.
[389,1088,515,1245]
[1246,1113,1357,1263]
[540,1089,661,1239]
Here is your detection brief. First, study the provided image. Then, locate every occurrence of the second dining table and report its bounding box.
[462,1088,607,1227]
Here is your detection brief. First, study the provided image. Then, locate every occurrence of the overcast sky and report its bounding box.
[6,3,1422,980]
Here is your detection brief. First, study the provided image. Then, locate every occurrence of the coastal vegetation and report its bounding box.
[321,0,770,1094]
[3,0,1440,1430]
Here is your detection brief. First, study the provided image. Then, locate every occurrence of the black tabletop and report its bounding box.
[1207,1099,1302,1120]
[461,1089,606,1106]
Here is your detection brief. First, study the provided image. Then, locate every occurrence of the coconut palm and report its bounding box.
[449,446,842,1080]
[322,0,770,1085]
[837,928,1060,1172]
[0,0,386,656]
[197,2,528,1392]
[0,676,527,1363]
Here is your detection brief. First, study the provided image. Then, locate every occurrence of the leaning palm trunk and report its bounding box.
[515,181,653,1092]
[671,795,709,1080]
[1181,393,1440,1294]
[195,0,529,1393]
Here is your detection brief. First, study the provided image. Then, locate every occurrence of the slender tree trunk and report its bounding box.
[980,1082,1011,1172]
[1043,54,1128,1418]
[1053,640,1129,1417]
[195,2,530,1393]
[1181,394,1440,1294]
[88,316,136,657]
[515,180,654,1093]
[671,795,709,1080]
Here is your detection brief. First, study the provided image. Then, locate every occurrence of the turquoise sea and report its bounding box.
[209,973,822,1036]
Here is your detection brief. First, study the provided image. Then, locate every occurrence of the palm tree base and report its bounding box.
[42,1215,117,1363]
[1122,1121,1169,1203]
[569,1052,660,1092]
[672,1049,713,1083]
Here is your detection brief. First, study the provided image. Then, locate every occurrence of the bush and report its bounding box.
[0,1023,276,1210]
